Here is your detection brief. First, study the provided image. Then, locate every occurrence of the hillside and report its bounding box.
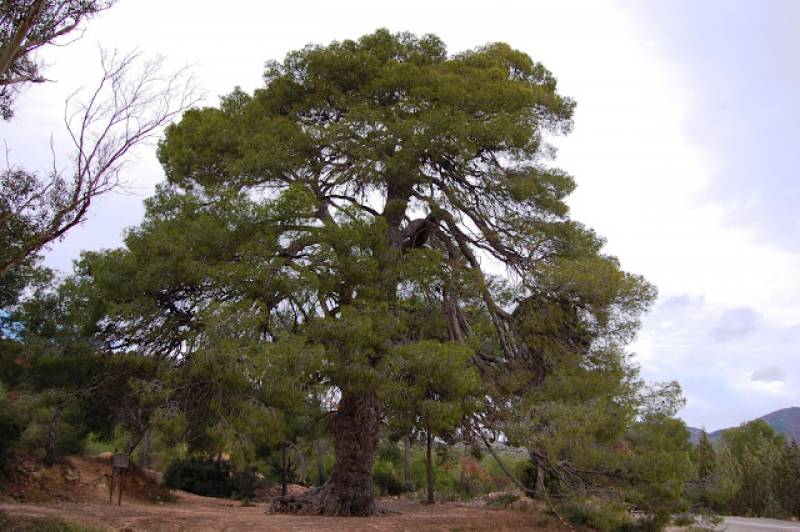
[687,406,800,443]
[761,406,800,441]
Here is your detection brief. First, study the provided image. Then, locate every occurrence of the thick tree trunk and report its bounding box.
[403,435,412,486]
[270,390,381,515]
[426,432,434,504]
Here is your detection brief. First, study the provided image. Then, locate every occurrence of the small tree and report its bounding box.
[386,340,481,503]
[625,389,694,529]
[691,429,717,508]
[778,439,800,518]
[707,446,741,514]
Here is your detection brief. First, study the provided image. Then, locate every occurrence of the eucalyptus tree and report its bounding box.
[0,0,116,118]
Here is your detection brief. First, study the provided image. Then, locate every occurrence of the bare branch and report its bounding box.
[0,49,200,277]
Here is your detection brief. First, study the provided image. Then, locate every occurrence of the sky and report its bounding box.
[1,0,797,431]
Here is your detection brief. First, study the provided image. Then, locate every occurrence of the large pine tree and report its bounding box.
[88,30,655,515]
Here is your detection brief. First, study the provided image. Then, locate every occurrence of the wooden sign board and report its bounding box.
[112,453,129,469]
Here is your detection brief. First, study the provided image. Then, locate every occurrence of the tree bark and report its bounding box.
[139,428,150,469]
[270,389,381,515]
[0,0,45,80]
[43,403,65,467]
[426,432,435,504]
[535,463,546,498]
[280,443,288,497]
[403,435,412,486]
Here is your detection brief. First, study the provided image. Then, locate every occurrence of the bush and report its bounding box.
[558,499,638,532]
[0,392,23,465]
[373,459,405,495]
[232,467,258,500]
[164,458,235,498]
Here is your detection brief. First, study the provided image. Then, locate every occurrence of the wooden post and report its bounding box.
[110,453,129,506]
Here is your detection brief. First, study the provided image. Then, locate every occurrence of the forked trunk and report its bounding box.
[270,390,381,516]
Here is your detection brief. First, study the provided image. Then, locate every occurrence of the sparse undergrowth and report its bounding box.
[0,510,105,532]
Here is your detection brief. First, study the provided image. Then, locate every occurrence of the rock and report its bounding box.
[63,465,80,482]
[97,452,113,461]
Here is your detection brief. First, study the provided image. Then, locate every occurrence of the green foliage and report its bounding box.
[385,340,482,436]
[0,385,23,465]
[163,458,235,498]
[720,419,786,462]
[705,446,741,513]
[778,440,800,518]
[557,499,638,532]
[373,459,405,496]
[733,433,783,516]
[686,419,800,519]
[625,408,693,527]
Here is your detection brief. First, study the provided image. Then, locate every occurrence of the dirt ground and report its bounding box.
[0,455,564,531]
[0,495,563,531]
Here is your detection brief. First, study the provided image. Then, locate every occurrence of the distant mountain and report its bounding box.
[687,406,800,444]
[761,407,800,442]
[686,426,705,445]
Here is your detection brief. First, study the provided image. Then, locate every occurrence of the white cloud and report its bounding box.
[751,367,787,384]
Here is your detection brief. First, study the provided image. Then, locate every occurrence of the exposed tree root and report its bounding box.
[268,482,393,516]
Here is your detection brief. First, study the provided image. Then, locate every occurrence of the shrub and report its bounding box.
[232,467,259,500]
[373,459,405,495]
[164,458,234,498]
[0,392,23,465]
[558,499,638,532]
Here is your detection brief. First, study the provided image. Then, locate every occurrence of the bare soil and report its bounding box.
[0,455,564,531]
[1,496,562,531]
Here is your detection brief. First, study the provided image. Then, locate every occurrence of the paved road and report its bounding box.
[721,516,800,531]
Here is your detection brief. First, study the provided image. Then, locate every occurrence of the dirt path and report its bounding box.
[0,455,561,530]
[1,494,559,531]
